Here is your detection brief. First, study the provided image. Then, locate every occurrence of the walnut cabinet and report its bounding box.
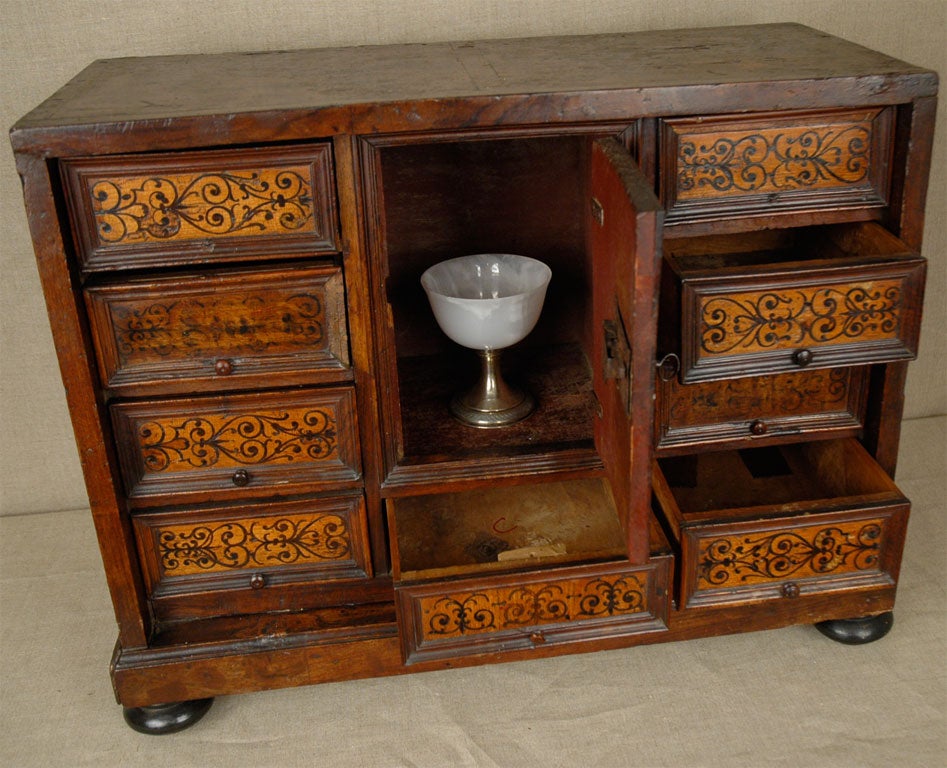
[10,24,937,732]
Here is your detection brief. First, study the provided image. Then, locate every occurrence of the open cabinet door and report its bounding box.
[589,138,664,564]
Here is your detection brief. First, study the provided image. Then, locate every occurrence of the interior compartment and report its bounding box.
[376,135,600,478]
[389,478,628,581]
[663,221,913,273]
[656,438,903,524]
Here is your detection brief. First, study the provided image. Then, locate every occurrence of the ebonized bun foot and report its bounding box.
[815,611,894,645]
[123,698,214,734]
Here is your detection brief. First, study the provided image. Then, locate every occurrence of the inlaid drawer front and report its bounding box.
[652,438,909,608]
[112,387,361,505]
[86,265,350,395]
[655,367,868,453]
[62,144,338,271]
[664,224,926,383]
[682,507,907,609]
[134,495,370,597]
[694,515,889,593]
[397,561,668,663]
[660,107,894,226]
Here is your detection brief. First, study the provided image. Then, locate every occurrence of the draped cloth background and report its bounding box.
[0,0,944,517]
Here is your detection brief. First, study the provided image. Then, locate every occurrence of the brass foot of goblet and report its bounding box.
[450,349,536,428]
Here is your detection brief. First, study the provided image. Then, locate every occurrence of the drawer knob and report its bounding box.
[231,469,251,487]
[529,631,546,645]
[249,573,266,590]
[215,359,234,376]
[792,348,813,367]
[781,582,800,599]
[750,419,768,436]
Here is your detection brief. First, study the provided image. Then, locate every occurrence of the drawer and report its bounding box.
[62,144,338,271]
[655,366,868,454]
[112,387,361,506]
[133,494,371,612]
[661,223,925,383]
[660,107,894,227]
[85,264,350,396]
[652,438,909,609]
[388,479,669,662]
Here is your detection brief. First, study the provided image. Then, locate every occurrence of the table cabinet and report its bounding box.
[10,23,937,733]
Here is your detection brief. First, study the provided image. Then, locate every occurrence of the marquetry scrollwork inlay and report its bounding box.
[700,282,903,356]
[697,520,883,589]
[89,166,315,245]
[139,408,338,473]
[111,292,325,361]
[668,368,850,422]
[420,574,647,639]
[677,124,872,198]
[156,513,352,576]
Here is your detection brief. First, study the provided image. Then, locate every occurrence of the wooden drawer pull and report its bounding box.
[529,631,547,645]
[231,469,251,487]
[781,582,801,599]
[214,359,234,376]
[249,573,266,590]
[749,419,768,436]
[792,349,813,367]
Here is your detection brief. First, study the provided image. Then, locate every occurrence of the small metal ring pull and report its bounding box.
[656,353,680,382]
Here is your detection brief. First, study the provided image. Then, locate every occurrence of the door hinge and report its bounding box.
[603,317,632,415]
[591,196,604,227]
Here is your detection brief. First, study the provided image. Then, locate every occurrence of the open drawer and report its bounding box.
[652,438,909,609]
[660,222,926,383]
[388,479,670,663]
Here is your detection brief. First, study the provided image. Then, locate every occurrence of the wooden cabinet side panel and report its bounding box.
[13,152,150,648]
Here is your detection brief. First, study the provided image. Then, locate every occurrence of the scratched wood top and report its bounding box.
[11,23,937,151]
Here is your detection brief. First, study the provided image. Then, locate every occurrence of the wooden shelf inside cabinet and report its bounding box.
[389,478,629,582]
[386,344,601,493]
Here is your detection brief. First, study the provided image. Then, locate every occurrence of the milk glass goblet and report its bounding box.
[421,254,552,428]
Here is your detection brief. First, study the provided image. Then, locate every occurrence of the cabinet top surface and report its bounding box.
[11,23,937,150]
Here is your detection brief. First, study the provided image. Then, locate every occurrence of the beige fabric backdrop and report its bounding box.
[1,0,944,516]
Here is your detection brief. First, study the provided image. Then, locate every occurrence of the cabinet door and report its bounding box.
[589,139,664,563]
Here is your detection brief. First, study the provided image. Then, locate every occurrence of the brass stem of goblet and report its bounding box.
[450,349,536,428]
